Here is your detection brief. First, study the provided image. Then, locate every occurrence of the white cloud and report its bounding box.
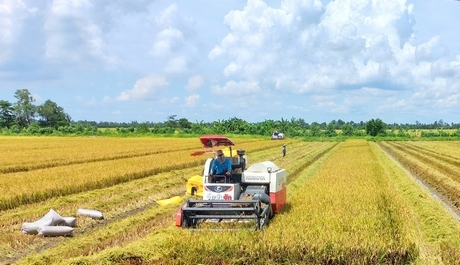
[186,75,204,91]
[148,4,199,74]
[211,80,260,96]
[43,0,115,66]
[211,0,422,93]
[165,56,187,73]
[117,75,168,101]
[1,0,459,124]
[151,27,184,57]
[185,94,199,107]
[0,0,35,63]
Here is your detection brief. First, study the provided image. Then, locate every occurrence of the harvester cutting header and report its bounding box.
[176,135,287,230]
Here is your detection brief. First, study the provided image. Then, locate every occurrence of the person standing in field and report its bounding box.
[282,144,286,157]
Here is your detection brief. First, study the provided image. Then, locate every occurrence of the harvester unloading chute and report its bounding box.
[177,135,287,230]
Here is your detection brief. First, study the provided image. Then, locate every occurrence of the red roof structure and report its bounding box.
[191,135,235,156]
[199,135,235,147]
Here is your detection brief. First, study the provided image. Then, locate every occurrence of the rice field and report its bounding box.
[1,136,460,264]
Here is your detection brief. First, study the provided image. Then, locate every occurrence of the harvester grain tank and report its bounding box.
[176,135,287,230]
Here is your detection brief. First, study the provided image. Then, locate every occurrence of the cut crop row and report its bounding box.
[379,141,460,210]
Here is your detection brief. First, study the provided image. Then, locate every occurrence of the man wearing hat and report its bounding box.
[282,144,286,157]
[209,149,232,183]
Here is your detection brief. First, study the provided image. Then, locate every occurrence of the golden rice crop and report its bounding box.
[0,136,297,211]
[3,138,316,264]
[156,139,418,264]
[0,137,209,173]
[5,138,460,264]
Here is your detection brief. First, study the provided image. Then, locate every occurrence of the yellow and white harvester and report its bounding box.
[176,135,287,230]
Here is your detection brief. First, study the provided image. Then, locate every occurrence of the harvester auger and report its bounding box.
[176,135,287,230]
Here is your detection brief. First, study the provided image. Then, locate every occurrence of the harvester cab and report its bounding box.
[177,135,286,230]
[186,135,247,198]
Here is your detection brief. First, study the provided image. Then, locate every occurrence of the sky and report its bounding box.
[1,0,459,125]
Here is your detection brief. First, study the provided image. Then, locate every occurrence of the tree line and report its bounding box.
[1,89,71,129]
[1,89,460,138]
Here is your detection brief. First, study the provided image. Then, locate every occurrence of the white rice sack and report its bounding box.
[77,208,104,219]
[63,217,77,227]
[38,209,66,226]
[21,218,53,235]
[21,209,67,234]
[38,226,73,237]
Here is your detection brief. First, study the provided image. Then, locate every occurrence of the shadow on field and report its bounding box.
[279,202,293,214]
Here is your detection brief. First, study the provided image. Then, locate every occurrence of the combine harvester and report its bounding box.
[176,135,287,230]
[271,130,285,140]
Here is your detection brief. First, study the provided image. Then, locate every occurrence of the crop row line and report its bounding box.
[391,142,460,169]
[381,142,460,184]
[379,142,460,209]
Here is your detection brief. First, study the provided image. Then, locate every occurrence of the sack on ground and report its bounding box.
[21,209,66,234]
[22,218,53,235]
[38,225,73,237]
[63,217,77,227]
[77,208,104,219]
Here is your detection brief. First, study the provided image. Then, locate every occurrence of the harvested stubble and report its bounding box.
[374,141,460,264]
[379,141,460,209]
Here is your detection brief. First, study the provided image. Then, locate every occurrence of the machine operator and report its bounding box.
[208,149,232,183]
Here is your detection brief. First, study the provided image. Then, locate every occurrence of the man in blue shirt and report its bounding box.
[209,149,232,183]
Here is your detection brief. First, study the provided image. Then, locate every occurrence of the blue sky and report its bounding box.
[1,0,459,124]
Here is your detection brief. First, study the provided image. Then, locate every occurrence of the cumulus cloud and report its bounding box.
[165,56,187,73]
[0,0,38,63]
[211,80,260,96]
[185,94,199,107]
[207,0,460,114]
[212,0,397,87]
[43,0,116,66]
[117,75,168,101]
[151,27,184,57]
[186,75,204,91]
[149,4,198,74]
[1,0,459,123]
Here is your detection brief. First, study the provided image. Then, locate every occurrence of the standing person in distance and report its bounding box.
[209,149,232,183]
[282,144,286,157]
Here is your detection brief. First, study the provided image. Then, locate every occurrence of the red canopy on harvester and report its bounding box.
[191,135,235,156]
[199,135,235,147]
